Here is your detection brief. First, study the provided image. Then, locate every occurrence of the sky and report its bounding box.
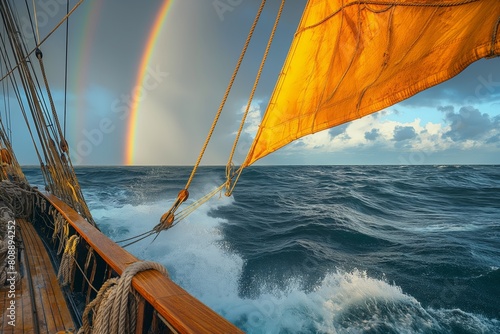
[4,0,500,166]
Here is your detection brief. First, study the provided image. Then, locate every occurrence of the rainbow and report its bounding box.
[124,0,174,165]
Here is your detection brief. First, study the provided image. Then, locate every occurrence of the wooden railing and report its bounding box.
[32,190,243,334]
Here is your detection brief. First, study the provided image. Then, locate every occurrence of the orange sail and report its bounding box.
[243,0,500,166]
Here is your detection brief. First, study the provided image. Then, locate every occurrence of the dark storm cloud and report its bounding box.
[364,128,380,141]
[441,106,499,141]
[393,126,417,141]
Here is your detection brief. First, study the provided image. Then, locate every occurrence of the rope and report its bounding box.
[0,0,84,83]
[63,0,70,137]
[158,0,267,228]
[36,50,65,146]
[182,0,267,191]
[31,0,41,45]
[154,182,226,233]
[225,0,286,196]
[83,249,99,303]
[57,234,79,286]
[0,180,34,218]
[0,0,96,227]
[77,261,169,334]
[52,212,69,255]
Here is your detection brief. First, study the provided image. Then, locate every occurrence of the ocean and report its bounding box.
[23,165,500,333]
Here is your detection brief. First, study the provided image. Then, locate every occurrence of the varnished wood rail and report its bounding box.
[38,192,243,334]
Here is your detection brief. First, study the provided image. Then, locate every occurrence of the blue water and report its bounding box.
[24,165,500,333]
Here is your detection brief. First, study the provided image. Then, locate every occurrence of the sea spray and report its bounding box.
[23,165,500,333]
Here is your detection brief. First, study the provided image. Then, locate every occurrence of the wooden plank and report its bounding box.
[19,218,75,333]
[1,218,75,333]
[43,193,243,334]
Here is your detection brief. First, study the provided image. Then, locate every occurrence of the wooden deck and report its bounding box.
[0,218,75,334]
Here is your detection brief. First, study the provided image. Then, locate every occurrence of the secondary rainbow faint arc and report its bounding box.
[125,0,173,165]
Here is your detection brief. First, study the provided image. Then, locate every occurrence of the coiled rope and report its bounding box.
[78,261,169,334]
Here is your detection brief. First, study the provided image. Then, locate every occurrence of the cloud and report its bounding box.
[486,134,500,145]
[364,128,380,141]
[393,126,417,141]
[328,123,350,139]
[441,106,500,141]
[264,103,500,164]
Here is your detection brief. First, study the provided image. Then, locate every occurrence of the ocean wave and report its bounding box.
[222,269,500,334]
[20,165,500,332]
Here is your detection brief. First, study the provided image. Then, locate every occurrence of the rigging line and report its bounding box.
[2,4,59,189]
[5,2,63,153]
[0,0,84,83]
[174,183,226,223]
[0,51,44,168]
[5,0,91,225]
[37,50,66,144]
[31,0,40,45]
[17,30,59,144]
[7,0,56,141]
[115,230,155,244]
[0,20,45,164]
[0,56,10,142]
[68,252,99,293]
[13,2,62,144]
[121,231,156,248]
[183,0,267,191]
[226,0,286,196]
[23,0,38,45]
[63,0,69,138]
[157,0,268,231]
